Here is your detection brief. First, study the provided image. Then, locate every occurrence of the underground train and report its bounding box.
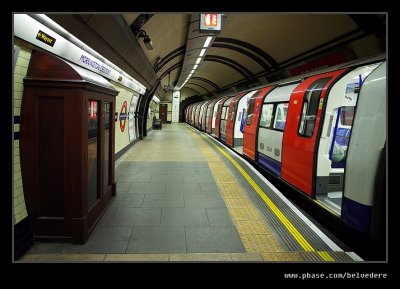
[184,55,386,239]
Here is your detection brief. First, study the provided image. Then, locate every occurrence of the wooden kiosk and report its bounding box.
[20,50,119,244]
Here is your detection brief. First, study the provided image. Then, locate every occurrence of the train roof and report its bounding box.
[193,53,385,102]
[241,53,386,93]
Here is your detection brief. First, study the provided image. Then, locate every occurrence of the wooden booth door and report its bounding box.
[159,104,168,123]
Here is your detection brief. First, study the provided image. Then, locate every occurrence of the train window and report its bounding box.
[259,104,274,128]
[273,103,289,130]
[246,98,256,125]
[298,77,330,137]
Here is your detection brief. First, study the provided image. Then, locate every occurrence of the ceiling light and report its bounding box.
[199,49,206,57]
[203,36,212,48]
[152,95,160,103]
[191,69,195,74]
[195,58,201,64]
[193,65,198,69]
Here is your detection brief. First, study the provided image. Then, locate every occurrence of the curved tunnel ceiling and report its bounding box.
[122,13,385,99]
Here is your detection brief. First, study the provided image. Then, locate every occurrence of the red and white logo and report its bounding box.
[204,14,218,26]
[119,101,128,132]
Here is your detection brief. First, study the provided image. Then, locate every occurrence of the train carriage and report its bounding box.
[185,55,386,237]
[225,92,245,147]
[257,82,298,177]
[200,100,212,131]
[194,102,203,128]
[219,97,234,143]
[211,97,228,136]
[226,91,257,153]
[198,101,207,130]
[243,86,276,160]
[205,98,220,134]
[214,96,229,139]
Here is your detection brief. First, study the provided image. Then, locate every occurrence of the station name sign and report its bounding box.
[15,14,146,95]
[79,54,111,75]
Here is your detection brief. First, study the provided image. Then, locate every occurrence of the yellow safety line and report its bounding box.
[186,125,335,261]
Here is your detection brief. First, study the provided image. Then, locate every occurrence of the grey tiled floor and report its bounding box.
[27,161,245,254]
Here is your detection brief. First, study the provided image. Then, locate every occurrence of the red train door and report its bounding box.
[206,99,217,134]
[194,103,202,128]
[281,69,348,197]
[226,92,245,147]
[201,100,211,131]
[200,102,206,130]
[243,86,275,161]
[214,97,227,139]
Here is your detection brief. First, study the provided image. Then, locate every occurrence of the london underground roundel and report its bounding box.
[119,101,128,132]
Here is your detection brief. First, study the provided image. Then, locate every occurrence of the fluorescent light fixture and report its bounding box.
[193,65,198,69]
[191,69,195,74]
[199,49,206,57]
[195,57,201,64]
[203,36,212,48]
[152,95,160,103]
[188,73,192,78]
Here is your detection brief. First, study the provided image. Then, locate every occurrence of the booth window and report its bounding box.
[87,100,99,209]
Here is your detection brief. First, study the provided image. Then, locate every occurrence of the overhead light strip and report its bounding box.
[176,21,215,91]
[203,36,213,48]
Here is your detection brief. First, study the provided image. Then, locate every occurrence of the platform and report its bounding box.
[20,123,362,262]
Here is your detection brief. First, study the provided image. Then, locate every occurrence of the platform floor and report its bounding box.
[20,123,360,262]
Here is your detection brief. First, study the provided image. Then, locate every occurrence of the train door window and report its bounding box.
[273,103,289,130]
[246,98,256,125]
[298,78,330,137]
[231,101,238,122]
[237,111,242,121]
[221,107,227,120]
[259,104,274,128]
